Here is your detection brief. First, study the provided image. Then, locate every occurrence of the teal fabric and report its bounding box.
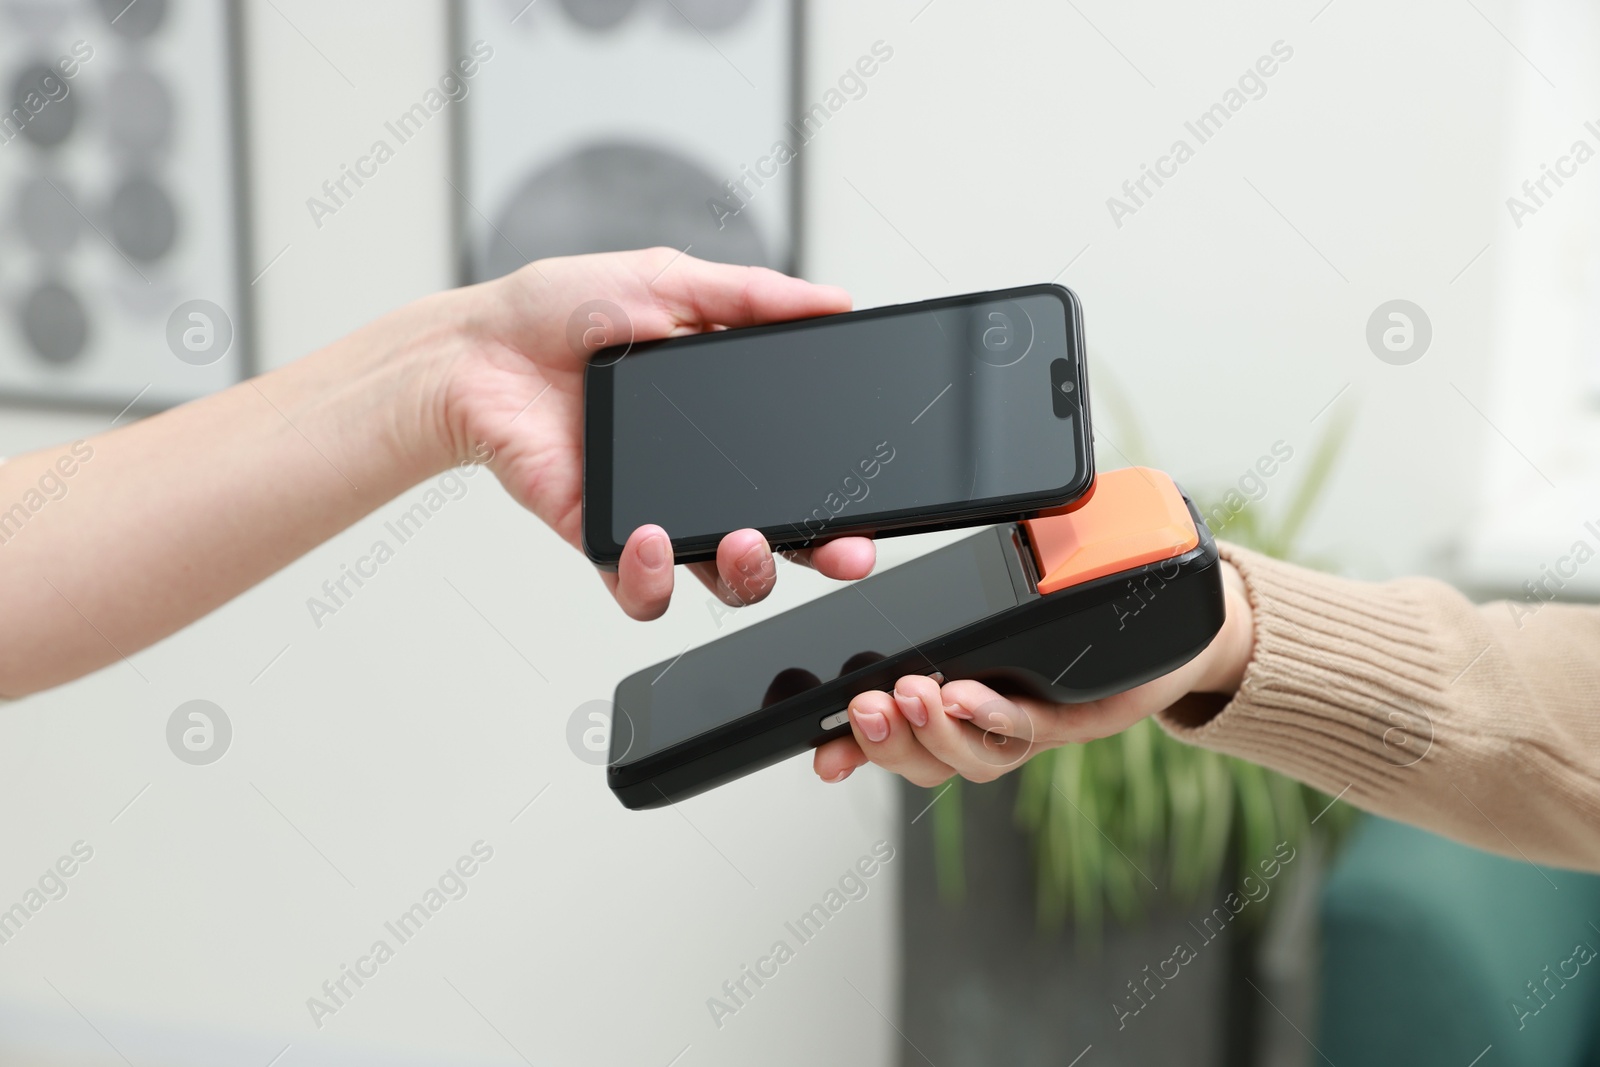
[1319,817,1600,1066]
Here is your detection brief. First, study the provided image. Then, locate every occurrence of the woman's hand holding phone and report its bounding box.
[444,247,875,619]
[0,248,874,696]
[812,560,1256,785]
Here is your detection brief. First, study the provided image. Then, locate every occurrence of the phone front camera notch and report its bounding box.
[1049,358,1077,419]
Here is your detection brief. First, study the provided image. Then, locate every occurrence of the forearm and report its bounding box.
[1160,544,1600,871]
[0,291,461,696]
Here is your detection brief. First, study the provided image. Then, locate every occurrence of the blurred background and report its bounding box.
[2,0,1599,1064]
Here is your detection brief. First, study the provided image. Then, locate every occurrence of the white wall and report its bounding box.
[806,0,1517,586]
[0,5,896,1065]
[1462,0,1600,593]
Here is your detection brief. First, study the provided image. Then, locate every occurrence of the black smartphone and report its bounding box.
[606,468,1224,809]
[582,283,1093,568]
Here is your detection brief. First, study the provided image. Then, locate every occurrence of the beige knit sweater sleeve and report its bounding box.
[1158,543,1600,872]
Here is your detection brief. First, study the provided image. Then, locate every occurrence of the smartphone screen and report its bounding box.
[584,284,1090,565]
[613,528,1023,762]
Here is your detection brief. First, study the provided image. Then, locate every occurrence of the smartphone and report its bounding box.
[606,468,1224,809]
[582,283,1093,568]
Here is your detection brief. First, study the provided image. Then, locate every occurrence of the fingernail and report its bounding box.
[723,545,773,606]
[894,689,928,728]
[639,534,669,570]
[823,767,854,784]
[944,702,973,721]
[855,709,889,743]
[736,543,774,581]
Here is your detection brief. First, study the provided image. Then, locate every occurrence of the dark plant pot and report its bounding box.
[898,776,1282,1067]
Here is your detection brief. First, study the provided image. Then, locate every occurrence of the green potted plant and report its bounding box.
[898,370,1357,1065]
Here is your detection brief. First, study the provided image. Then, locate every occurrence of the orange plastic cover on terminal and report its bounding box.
[1022,467,1199,595]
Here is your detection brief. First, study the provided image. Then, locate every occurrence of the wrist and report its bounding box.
[1197,559,1254,695]
[426,276,546,470]
[280,290,471,499]
[383,287,487,476]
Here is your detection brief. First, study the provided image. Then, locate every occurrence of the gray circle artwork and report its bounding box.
[110,175,178,262]
[17,177,81,256]
[483,141,769,281]
[166,299,234,366]
[106,68,173,154]
[21,281,89,364]
[1366,299,1432,366]
[10,63,78,148]
[98,0,168,38]
[566,698,632,765]
[166,699,232,766]
[669,0,757,32]
[556,0,642,30]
